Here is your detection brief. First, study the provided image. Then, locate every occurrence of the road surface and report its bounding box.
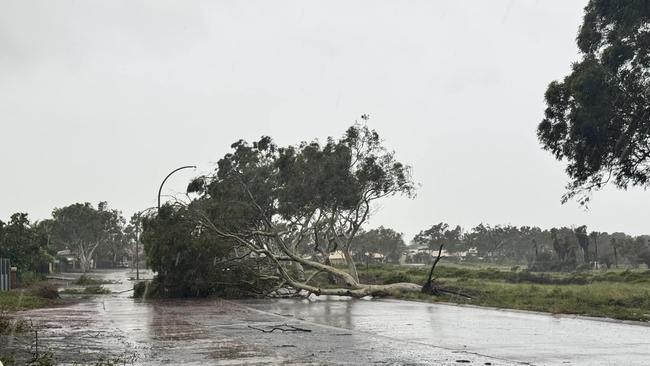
[3,269,649,365]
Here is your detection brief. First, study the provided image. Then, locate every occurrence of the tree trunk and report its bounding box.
[422,244,444,294]
[293,262,305,282]
[342,248,359,283]
[294,280,423,298]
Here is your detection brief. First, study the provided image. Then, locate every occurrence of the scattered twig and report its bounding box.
[247,323,311,333]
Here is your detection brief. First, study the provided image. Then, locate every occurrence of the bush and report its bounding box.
[30,283,60,299]
[133,281,145,298]
[0,313,30,335]
[383,272,412,284]
[61,286,110,295]
[18,272,44,287]
[73,275,110,286]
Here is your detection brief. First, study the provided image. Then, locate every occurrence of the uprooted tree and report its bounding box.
[142,121,445,298]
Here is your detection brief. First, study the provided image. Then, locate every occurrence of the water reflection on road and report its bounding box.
[7,270,650,365]
[239,295,650,365]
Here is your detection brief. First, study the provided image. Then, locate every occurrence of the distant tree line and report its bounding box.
[0,202,142,278]
[413,222,650,271]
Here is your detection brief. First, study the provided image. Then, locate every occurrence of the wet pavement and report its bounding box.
[2,269,649,365]
[240,297,650,365]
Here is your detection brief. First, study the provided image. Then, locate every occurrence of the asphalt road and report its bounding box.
[4,269,649,365]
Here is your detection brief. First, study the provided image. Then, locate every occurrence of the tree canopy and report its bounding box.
[0,213,53,273]
[142,122,421,297]
[352,226,406,263]
[51,202,125,272]
[538,0,650,204]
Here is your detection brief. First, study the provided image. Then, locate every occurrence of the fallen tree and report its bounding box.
[144,119,447,298]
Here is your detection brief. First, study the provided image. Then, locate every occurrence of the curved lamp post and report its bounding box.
[157,165,196,210]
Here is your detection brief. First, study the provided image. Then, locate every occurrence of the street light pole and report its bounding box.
[135,215,140,281]
[132,207,155,282]
[157,165,196,210]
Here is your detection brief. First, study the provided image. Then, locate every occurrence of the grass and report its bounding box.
[0,291,56,313]
[326,264,650,322]
[433,280,650,321]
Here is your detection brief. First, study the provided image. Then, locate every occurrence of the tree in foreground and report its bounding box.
[144,121,434,298]
[538,0,650,204]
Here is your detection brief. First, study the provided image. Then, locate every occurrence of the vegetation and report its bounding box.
[336,264,650,322]
[141,120,422,298]
[72,275,114,286]
[60,286,111,295]
[0,213,55,278]
[538,0,650,205]
[51,202,127,272]
[0,201,138,280]
[351,226,406,263]
[411,221,650,272]
[0,290,59,313]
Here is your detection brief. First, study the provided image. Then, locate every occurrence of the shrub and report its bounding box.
[73,275,110,286]
[61,286,110,295]
[0,313,30,335]
[383,272,412,284]
[18,272,44,288]
[30,283,60,299]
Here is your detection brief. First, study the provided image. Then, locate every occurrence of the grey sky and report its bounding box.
[1,0,648,241]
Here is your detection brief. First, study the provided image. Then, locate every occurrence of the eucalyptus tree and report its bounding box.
[538,1,650,204]
[414,223,463,254]
[575,225,590,263]
[352,226,406,263]
[51,202,125,272]
[464,224,524,259]
[550,227,579,269]
[185,122,419,297]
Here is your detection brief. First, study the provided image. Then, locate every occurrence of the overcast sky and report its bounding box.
[1,0,648,240]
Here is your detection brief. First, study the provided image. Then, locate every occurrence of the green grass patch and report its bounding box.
[433,280,650,322]
[0,291,56,312]
[350,264,650,322]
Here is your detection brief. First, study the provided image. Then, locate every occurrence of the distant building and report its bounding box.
[55,249,90,272]
[328,250,346,265]
[402,245,477,264]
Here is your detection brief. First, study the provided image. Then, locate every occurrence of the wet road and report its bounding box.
[240,297,650,365]
[4,269,650,365]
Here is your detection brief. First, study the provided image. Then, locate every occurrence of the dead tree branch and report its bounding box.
[247,323,312,333]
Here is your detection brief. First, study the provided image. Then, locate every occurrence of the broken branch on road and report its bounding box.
[247,323,312,333]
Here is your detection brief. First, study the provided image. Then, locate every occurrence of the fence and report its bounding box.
[0,258,10,291]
